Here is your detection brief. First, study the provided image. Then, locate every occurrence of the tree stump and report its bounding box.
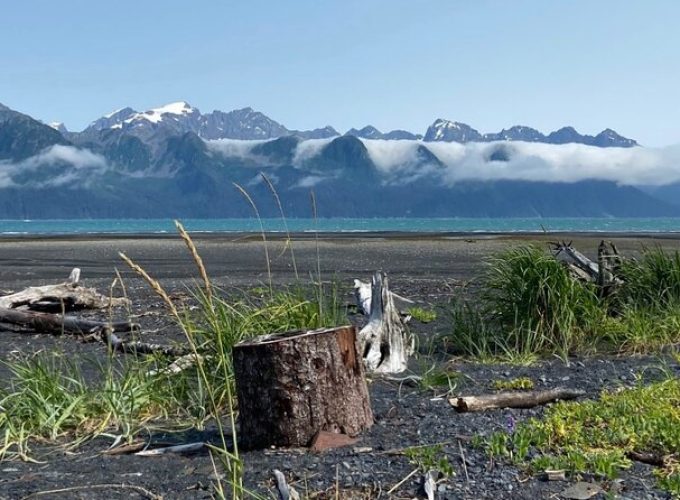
[232,325,373,449]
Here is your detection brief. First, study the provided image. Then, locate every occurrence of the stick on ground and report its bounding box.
[450,387,586,412]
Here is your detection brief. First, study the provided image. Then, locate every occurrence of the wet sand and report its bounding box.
[2,232,680,289]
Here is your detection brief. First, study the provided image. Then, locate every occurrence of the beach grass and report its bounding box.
[446,244,680,362]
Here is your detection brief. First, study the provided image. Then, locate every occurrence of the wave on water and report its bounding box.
[1,218,680,235]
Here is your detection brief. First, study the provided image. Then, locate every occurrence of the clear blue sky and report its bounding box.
[1,0,678,146]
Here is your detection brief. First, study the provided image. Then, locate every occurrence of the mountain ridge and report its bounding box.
[0,102,671,220]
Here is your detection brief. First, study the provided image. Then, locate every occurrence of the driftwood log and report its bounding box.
[552,240,622,297]
[232,326,373,449]
[450,387,586,412]
[0,269,194,362]
[357,271,414,373]
[0,268,127,311]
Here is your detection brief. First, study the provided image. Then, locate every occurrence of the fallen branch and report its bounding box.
[0,307,136,336]
[450,387,586,412]
[0,268,127,311]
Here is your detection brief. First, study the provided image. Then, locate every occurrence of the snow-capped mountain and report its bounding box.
[87,107,138,132]
[79,101,638,148]
[425,119,638,147]
[48,122,68,134]
[424,119,482,142]
[0,101,674,220]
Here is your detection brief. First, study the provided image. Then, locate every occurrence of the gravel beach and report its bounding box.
[1,233,679,499]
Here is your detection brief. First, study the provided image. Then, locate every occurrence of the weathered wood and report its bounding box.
[233,325,373,449]
[597,240,623,298]
[357,271,413,373]
[0,268,127,311]
[0,307,136,336]
[450,387,585,412]
[552,241,599,281]
[353,277,415,315]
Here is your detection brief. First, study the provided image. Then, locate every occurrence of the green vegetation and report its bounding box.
[492,377,534,391]
[447,244,680,362]
[0,218,343,499]
[483,376,680,496]
[408,306,437,323]
[404,444,455,477]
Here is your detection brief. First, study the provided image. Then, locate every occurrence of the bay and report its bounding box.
[1,218,680,235]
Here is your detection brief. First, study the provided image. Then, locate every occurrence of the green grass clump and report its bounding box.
[492,377,534,391]
[408,306,437,323]
[483,377,680,495]
[448,244,680,362]
[618,246,680,309]
[449,246,601,361]
[0,353,177,460]
[404,443,455,477]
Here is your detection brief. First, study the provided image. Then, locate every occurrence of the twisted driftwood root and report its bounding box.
[357,271,414,373]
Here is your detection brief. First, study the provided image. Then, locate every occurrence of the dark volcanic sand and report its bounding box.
[1,233,679,499]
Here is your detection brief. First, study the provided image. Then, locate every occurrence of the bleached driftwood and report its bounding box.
[0,268,128,311]
[134,442,205,456]
[353,277,415,315]
[358,271,414,373]
[551,241,623,296]
[450,387,585,413]
[0,270,192,363]
[551,242,599,281]
[273,469,300,500]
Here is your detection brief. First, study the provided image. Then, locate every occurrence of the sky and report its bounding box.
[1,1,678,147]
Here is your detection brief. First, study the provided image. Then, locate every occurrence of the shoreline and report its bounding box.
[2,230,680,242]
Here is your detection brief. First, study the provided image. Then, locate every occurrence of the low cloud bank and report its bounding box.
[362,140,680,187]
[0,145,108,188]
[206,137,680,187]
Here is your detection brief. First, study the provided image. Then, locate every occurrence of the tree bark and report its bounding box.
[0,307,135,335]
[450,387,585,412]
[357,271,413,373]
[233,325,373,449]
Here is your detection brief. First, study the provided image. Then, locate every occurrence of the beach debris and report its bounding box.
[233,326,373,449]
[353,276,415,315]
[134,442,205,456]
[542,469,567,481]
[0,267,128,311]
[358,271,414,373]
[310,430,358,452]
[560,481,602,499]
[449,387,586,412]
[551,240,623,298]
[273,469,300,500]
[421,470,437,500]
[0,307,137,337]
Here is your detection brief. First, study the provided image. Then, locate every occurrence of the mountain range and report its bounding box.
[0,101,677,219]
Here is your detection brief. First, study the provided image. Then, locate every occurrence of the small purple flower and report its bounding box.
[506,414,516,434]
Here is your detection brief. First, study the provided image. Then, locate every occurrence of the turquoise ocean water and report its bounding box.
[1,218,680,235]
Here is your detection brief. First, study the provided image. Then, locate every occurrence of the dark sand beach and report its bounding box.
[1,233,679,499]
